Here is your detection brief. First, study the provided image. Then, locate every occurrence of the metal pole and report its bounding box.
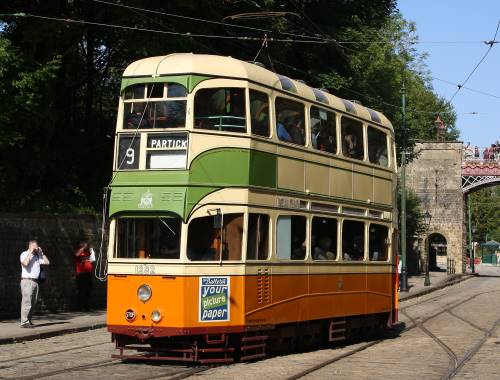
[467,193,474,273]
[424,237,431,286]
[400,83,409,292]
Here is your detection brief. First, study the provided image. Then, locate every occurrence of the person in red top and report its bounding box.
[74,240,95,310]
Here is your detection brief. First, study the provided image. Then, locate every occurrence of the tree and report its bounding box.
[0,0,456,211]
[471,186,500,243]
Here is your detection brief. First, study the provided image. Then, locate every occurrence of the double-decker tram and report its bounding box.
[107,53,399,363]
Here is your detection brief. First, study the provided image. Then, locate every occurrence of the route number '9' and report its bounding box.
[118,135,139,169]
[126,148,135,164]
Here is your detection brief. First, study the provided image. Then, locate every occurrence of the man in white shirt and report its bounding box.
[20,240,50,328]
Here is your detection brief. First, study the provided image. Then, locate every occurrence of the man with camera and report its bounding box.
[20,240,50,328]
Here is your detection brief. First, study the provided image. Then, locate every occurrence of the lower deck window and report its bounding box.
[342,220,365,261]
[187,213,243,261]
[116,217,181,259]
[276,215,306,260]
[311,217,338,260]
[247,214,270,260]
[369,224,389,261]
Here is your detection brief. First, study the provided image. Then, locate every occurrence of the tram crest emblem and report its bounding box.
[138,190,153,209]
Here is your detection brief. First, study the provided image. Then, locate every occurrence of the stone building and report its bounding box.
[0,214,107,318]
[405,141,465,273]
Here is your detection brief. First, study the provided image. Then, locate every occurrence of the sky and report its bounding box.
[398,0,500,147]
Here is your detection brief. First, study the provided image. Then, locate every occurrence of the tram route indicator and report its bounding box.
[199,276,230,322]
[147,134,187,150]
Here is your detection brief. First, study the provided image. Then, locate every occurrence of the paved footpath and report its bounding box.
[0,310,106,344]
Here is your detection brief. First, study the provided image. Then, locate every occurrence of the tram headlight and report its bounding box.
[151,309,163,323]
[137,284,152,302]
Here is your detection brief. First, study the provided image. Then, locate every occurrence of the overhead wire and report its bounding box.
[93,0,329,42]
[0,13,328,44]
[446,20,500,105]
[432,76,500,100]
[94,84,155,281]
[1,11,498,46]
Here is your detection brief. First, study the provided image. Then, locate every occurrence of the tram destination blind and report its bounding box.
[117,135,140,170]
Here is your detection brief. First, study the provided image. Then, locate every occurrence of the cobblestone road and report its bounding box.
[195,276,500,380]
[1,276,499,379]
[0,329,191,379]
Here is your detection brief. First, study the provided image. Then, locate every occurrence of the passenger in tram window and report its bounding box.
[313,236,335,260]
[250,91,270,137]
[276,111,293,143]
[311,120,320,149]
[159,237,180,259]
[126,104,151,129]
[343,133,358,158]
[290,119,305,145]
[351,235,364,260]
[376,147,388,167]
[291,235,305,260]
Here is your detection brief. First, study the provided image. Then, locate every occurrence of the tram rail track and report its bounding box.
[285,287,500,380]
[4,282,498,380]
[7,358,121,380]
[0,339,111,365]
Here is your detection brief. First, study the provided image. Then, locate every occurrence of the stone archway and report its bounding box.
[427,233,447,271]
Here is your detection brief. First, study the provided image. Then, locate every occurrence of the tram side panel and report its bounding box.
[244,270,393,326]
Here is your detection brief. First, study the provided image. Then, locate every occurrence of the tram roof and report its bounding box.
[123,53,393,131]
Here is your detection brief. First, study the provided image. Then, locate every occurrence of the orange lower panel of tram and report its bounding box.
[107,272,394,336]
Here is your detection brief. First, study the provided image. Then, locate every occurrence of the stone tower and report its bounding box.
[405,141,464,273]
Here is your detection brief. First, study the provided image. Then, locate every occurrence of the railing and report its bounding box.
[462,146,500,162]
[447,258,456,274]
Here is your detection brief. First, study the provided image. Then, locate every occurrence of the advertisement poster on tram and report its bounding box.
[199,277,230,322]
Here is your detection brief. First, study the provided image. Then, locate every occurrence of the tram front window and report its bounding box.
[187,214,243,261]
[116,217,181,259]
[123,83,187,129]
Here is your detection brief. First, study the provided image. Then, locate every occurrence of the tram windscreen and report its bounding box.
[122,83,187,129]
[116,217,181,259]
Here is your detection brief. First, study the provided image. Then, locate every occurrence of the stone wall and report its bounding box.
[0,214,107,319]
[405,141,465,273]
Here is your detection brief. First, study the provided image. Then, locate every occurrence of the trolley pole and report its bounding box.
[400,84,409,292]
[467,193,475,274]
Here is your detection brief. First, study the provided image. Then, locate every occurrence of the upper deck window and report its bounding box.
[312,88,329,104]
[367,107,381,123]
[123,83,187,130]
[367,126,388,167]
[342,99,357,115]
[115,217,181,259]
[310,106,337,154]
[341,117,364,160]
[194,88,246,133]
[277,75,297,93]
[275,97,306,146]
[250,90,270,137]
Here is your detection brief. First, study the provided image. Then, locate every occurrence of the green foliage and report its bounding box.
[470,186,500,243]
[0,0,457,211]
[398,188,427,241]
